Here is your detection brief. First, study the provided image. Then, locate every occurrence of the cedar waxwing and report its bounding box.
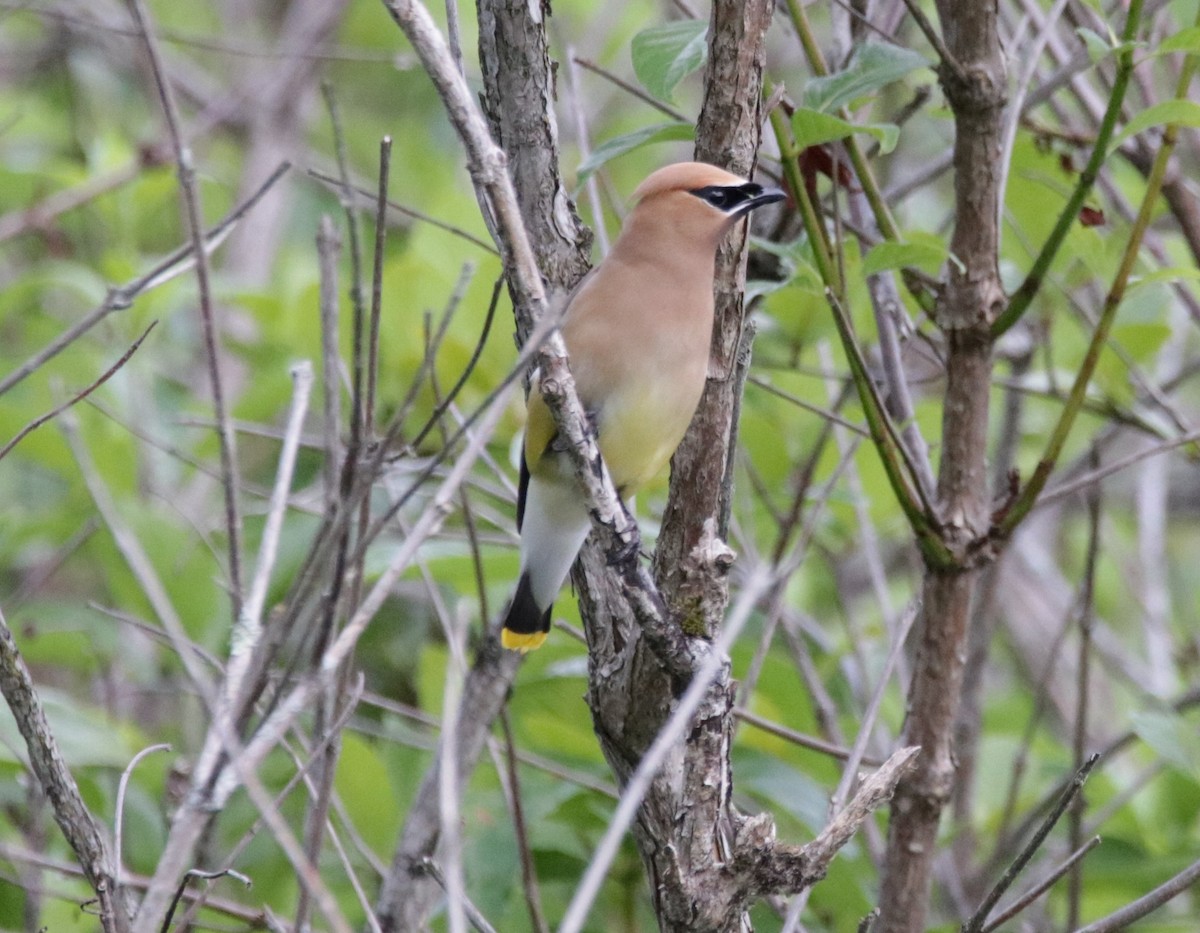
[501,162,786,652]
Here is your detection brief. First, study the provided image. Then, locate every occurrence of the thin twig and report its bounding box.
[294,687,346,933]
[1068,450,1102,928]
[571,56,689,122]
[962,754,1100,933]
[898,0,962,78]
[239,362,314,633]
[1072,855,1200,932]
[746,375,869,437]
[733,709,880,765]
[323,82,368,462]
[317,216,344,503]
[126,0,245,616]
[114,744,171,888]
[981,836,1100,933]
[831,602,919,814]
[366,136,393,436]
[407,273,499,451]
[404,262,477,448]
[0,321,157,463]
[499,712,550,933]
[823,292,950,566]
[418,860,500,933]
[306,167,498,254]
[158,868,251,933]
[0,162,290,398]
[1035,428,1200,509]
[563,47,610,254]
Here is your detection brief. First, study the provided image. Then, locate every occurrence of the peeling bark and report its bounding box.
[374,638,521,933]
[575,2,777,930]
[477,0,592,316]
[655,0,775,634]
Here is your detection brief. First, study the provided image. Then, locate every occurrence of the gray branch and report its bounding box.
[0,609,133,931]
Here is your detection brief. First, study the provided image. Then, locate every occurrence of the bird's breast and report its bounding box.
[546,256,718,492]
[579,345,709,493]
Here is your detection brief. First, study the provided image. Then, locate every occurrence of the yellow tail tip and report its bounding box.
[502,628,547,653]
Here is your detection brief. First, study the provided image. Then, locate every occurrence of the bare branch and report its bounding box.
[0,322,157,463]
[239,362,314,634]
[559,569,776,933]
[962,754,1100,933]
[981,836,1101,933]
[0,607,133,930]
[740,745,920,896]
[1072,856,1200,933]
[306,167,499,254]
[114,744,171,890]
[317,215,344,501]
[0,162,290,398]
[126,0,245,615]
[365,136,393,434]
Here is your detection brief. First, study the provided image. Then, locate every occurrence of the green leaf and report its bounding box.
[1128,265,1200,291]
[1158,25,1200,55]
[631,20,708,103]
[575,122,694,182]
[802,42,929,113]
[1076,26,1118,64]
[863,233,947,276]
[1113,321,1171,360]
[1109,100,1200,152]
[1132,711,1200,778]
[792,107,900,153]
[0,690,136,768]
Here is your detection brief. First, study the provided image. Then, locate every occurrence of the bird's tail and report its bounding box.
[501,572,552,652]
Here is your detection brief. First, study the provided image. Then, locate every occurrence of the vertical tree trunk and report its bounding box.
[476,0,593,330]
[654,0,774,635]
[876,5,1007,932]
[575,2,774,930]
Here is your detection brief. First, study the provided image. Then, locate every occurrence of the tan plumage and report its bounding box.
[502,162,785,651]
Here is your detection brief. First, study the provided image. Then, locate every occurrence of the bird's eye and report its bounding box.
[691,184,734,208]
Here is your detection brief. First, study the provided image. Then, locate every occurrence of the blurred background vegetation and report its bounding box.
[1,0,1198,930]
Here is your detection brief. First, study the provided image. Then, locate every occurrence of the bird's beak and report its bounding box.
[731,186,787,219]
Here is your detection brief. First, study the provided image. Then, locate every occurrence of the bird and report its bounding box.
[501,161,786,652]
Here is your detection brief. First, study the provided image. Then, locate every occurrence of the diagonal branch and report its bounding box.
[997,33,1196,537]
[0,162,289,399]
[0,322,157,463]
[739,745,920,896]
[0,608,133,931]
[992,0,1146,338]
[962,755,1099,933]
